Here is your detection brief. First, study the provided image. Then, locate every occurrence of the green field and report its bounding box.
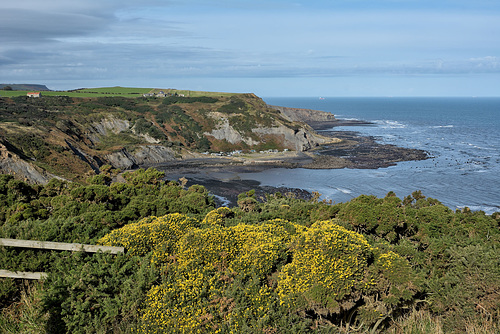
[74,86,154,95]
[149,88,236,97]
[0,86,237,98]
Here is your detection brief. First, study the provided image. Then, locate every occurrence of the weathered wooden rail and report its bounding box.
[0,270,48,280]
[0,238,124,254]
[0,238,124,280]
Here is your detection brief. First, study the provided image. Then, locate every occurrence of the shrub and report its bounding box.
[217,97,247,113]
[98,213,200,259]
[277,220,419,329]
[277,221,373,314]
[201,207,233,226]
[133,118,165,140]
[42,252,156,334]
[161,96,218,105]
[140,222,292,333]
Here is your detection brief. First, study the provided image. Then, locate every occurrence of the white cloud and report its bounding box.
[1,1,499,95]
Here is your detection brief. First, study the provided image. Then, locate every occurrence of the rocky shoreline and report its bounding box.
[151,117,429,206]
[304,130,428,169]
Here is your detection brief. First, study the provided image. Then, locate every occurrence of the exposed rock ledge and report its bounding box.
[268,105,336,123]
[205,112,336,152]
[106,145,176,170]
[252,125,337,151]
[0,143,56,184]
[204,118,260,146]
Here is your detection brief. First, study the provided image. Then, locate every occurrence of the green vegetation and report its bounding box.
[0,86,236,98]
[2,88,496,332]
[161,96,219,105]
[154,103,207,149]
[74,86,153,95]
[0,91,303,181]
[133,118,166,141]
[149,88,236,98]
[1,170,499,333]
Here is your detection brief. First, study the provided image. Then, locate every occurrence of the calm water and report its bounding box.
[237,97,500,214]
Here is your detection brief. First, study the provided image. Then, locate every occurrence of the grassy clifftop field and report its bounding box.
[0,86,238,98]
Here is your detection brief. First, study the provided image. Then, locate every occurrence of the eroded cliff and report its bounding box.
[0,93,336,183]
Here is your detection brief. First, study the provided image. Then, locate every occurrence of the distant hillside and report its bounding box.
[0,86,237,98]
[0,83,51,91]
[0,91,333,183]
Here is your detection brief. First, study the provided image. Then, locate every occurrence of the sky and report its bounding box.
[1,0,500,97]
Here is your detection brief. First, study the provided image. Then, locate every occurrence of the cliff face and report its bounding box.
[251,125,327,151]
[106,145,176,170]
[0,83,51,91]
[0,93,336,183]
[268,105,337,124]
[0,143,56,183]
[204,114,329,151]
[204,117,260,146]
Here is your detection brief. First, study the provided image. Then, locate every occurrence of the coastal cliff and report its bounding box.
[0,92,335,183]
[0,142,56,183]
[268,105,337,123]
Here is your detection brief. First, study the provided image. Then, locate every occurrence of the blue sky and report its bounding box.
[1,0,499,96]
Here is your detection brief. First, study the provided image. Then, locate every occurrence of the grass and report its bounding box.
[149,88,236,97]
[93,132,143,151]
[0,282,48,334]
[74,86,153,96]
[0,87,238,98]
[0,90,126,98]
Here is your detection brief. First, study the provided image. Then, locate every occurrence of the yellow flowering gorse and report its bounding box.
[202,207,233,226]
[98,213,415,332]
[98,213,199,259]
[277,220,373,311]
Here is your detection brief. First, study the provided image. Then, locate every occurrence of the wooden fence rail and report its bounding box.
[0,238,124,254]
[0,270,47,280]
[0,238,124,279]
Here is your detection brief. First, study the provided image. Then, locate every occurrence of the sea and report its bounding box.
[237,97,500,215]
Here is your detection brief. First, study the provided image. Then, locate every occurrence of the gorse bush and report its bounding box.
[277,221,374,312]
[277,220,418,329]
[94,212,420,333]
[0,168,215,330]
[137,218,296,333]
[201,207,233,226]
[1,171,499,333]
[175,223,289,276]
[98,213,200,262]
[0,168,215,228]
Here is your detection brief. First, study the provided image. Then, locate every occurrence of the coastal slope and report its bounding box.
[0,92,334,183]
[268,104,337,123]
